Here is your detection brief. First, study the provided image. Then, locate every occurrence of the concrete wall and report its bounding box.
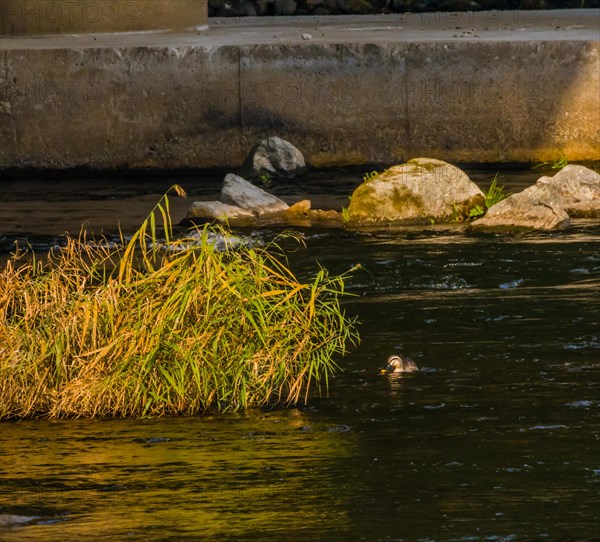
[1,13,599,170]
[0,0,208,35]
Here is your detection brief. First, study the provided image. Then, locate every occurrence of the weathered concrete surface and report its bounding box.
[1,11,599,170]
[0,0,208,35]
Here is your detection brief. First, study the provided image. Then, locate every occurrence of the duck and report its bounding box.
[380,354,419,374]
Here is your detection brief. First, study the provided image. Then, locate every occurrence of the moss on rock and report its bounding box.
[347,158,484,225]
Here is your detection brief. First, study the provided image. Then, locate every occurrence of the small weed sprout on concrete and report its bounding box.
[0,186,358,419]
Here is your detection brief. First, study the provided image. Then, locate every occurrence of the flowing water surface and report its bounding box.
[1,169,599,541]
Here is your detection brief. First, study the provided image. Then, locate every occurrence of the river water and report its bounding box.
[1,168,599,541]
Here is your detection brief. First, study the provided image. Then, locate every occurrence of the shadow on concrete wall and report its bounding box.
[0,13,598,169]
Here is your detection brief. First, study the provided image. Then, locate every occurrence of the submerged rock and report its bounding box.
[220,173,289,216]
[242,137,307,180]
[186,200,254,223]
[284,199,311,219]
[0,514,38,527]
[347,158,484,225]
[310,209,343,224]
[471,165,599,231]
[540,165,600,218]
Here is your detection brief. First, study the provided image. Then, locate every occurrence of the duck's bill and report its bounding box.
[379,366,392,374]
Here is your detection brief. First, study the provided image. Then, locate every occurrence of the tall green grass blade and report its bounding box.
[0,188,358,419]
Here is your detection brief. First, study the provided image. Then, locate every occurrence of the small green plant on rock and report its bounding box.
[484,173,509,209]
[456,174,509,222]
[258,173,272,188]
[468,205,485,219]
[341,207,351,223]
[341,196,353,224]
[451,203,465,222]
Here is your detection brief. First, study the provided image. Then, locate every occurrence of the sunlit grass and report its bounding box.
[0,186,358,419]
[483,173,510,209]
[462,173,510,220]
[533,152,569,171]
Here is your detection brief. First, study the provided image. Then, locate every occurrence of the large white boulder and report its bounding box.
[347,158,484,225]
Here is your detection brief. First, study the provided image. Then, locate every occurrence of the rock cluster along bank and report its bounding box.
[187,137,340,225]
[469,165,600,231]
[186,138,600,231]
[187,173,341,226]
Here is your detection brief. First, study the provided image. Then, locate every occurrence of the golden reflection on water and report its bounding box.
[0,409,354,541]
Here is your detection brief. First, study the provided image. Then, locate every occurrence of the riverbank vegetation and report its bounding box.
[533,152,569,171]
[468,173,510,220]
[0,187,358,419]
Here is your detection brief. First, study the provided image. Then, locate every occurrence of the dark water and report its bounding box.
[1,169,599,541]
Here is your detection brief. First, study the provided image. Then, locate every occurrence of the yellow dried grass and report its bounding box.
[0,186,358,419]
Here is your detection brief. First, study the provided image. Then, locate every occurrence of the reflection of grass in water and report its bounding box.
[0,410,354,539]
[0,186,358,419]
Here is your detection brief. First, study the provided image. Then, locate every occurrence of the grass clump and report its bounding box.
[483,173,510,209]
[459,174,510,221]
[0,186,358,419]
[258,172,272,188]
[533,152,569,171]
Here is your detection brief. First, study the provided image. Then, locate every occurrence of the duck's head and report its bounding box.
[380,354,419,374]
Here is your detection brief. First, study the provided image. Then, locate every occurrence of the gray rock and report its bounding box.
[186,200,254,222]
[216,0,257,16]
[242,137,306,180]
[470,196,571,232]
[470,165,599,231]
[531,165,600,217]
[347,158,484,224]
[256,0,274,14]
[274,0,297,15]
[0,514,38,527]
[564,201,600,218]
[220,173,289,216]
